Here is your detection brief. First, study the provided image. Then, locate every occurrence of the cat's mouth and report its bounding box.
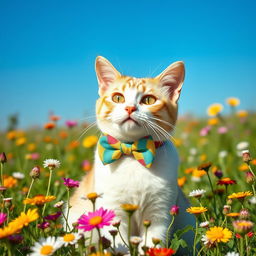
[121,117,139,126]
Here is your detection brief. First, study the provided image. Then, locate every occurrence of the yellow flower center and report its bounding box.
[89,216,102,226]
[40,245,53,255]
[63,233,75,242]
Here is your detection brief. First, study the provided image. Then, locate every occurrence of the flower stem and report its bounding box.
[117,227,129,247]
[193,219,198,256]
[0,163,3,186]
[245,235,249,256]
[61,212,71,231]
[66,188,71,231]
[23,178,35,212]
[206,171,218,217]
[240,237,244,256]
[97,228,103,253]
[42,168,53,216]
[166,216,175,248]
[128,214,133,254]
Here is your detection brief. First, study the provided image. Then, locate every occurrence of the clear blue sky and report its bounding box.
[1,0,256,129]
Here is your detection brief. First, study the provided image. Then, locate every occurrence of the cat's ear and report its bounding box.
[156,61,185,103]
[95,56,121,96]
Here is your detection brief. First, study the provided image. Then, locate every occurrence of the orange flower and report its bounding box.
[4,176,18,188]
[239,163,249,171]
[44,123,55,130]
[208,118,219,126]
[226,212,240,218]
[236,110,248,118]
[217,177,236,186]
[15,137,26,146]
[50,115,61,121]
[59,131,68,139]
[23,195,56,205]
[177,176,187,187]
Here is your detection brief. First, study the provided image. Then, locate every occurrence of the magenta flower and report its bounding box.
[8,234,23,244]
[218,126,228,134]
[37,221,50,229]
[44,211,62,221]
[65,120,78,128]
[63,178,79,188]
[77,207,116,231]
[200,126,211,136]
[170,205,179,216]
[0,212,7,226]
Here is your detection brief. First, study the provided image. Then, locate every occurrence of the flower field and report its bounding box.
[0,97,256,256]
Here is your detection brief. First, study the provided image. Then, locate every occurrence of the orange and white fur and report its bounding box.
[68,56,194,252]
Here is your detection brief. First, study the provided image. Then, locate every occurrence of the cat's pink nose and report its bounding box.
[125,106,137,115]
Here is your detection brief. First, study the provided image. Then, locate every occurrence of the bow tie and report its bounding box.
[98,134,164,168]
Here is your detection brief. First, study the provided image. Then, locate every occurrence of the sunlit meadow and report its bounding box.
[0,97,256,256]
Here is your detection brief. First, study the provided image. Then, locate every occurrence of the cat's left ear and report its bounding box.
[156,61,185,103]
[95,56,121,96]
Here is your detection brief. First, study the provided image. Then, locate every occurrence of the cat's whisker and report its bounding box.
[76,121,98,142]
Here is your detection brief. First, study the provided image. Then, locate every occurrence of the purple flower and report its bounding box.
[44,211,62,221]
[65,120,78,128]
[0,212,7,225]
[218,126,228,134]
[8,234,23,244]
[200,126,211,136]
[170,205,179,216]
[63,178,79,188]
[37,221,50,229]
[214,169,223,179]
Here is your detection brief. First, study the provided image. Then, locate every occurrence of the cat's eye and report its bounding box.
[112,93,125,103]
[141,95,157,105]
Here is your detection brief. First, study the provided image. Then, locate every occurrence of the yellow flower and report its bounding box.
[121,204,139,214]
[186,206,208,215]
[89,253,112,256]
[192,169,206,178]
[16,137,27,146]
[200,154,207,162]
[236,110,248,118]
[206,226,232,243]
[207,103,223,117]
[239,163,249,171]
[23,195,56,205]
[228,191,252,200]
[27,143,36,151]
[226,212,240,217]
[226,97,240,107]
[177,176,187,187]
[208,118,219,126]
[14,208,39,227]
[82,135,98,148]
[4,176,18,188]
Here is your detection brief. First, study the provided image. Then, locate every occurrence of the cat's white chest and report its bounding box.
[94,141,179,210]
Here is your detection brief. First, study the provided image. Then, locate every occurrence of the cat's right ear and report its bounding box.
[95,56,121,96]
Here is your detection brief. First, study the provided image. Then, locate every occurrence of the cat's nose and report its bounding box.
[125,106,137,115]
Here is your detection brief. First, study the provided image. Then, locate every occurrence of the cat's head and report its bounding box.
[95,56,185,142]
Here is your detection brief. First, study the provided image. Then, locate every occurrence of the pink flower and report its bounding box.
[0,212,7,226]
[200,126,211,136]
[44,211,62,221]
[170,205,179,215]
[63,178,79,188]
[218,126,228,134]
[77,207,115,231]
[65,120,78,128]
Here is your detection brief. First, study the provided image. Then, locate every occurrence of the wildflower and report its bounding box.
[0,152,7,163]
[15,208,39,227]
[77,207,115,231]
[246,172,254,184]
[27,143,36,151]
[152,238,161,246]
[214,169,223,179]
[59,233,81,246]
[242,150,251,164]
[3,176,18,188]
[43,159,60,169]
[239,209,250,220]
[249,196,256,204]
[37,222,50,229]
[226,97,240,107]
[82,135,98,148]
[208,118,219,126]
[30,166,41,179]
[247,231,254,238]
[239,163,249,171]
[0,213,7,225]
[12,172,25,179]
[8,234,23,244]
[112,219,121,228]
[228,191,252,200]
[82,160,92,171]
[44,122,56,130]
[206,226,232,243]
[23,195,56,205]
[50,115,61,122]
[177,176,186,187]
[201,235,215,248]
[188,189,206,198]
[109,229,118,237]
[186,206,208,215]
[86,192,102,204]
[198,162,212,172]
[15,137,26,146]
[29,236,63,256]
[121,204,139,215]
[170,205,179,215]
[200,126,211,136]
[217,177,236,186]
[65,120,78,128]
[62,178,79,188]
[200,221,210,228]
[219,150,228,158]
[3,198,12,208]
[236,141,249,151]
[223,205,231,214]
[232,220,254,234]
[218,126,228,134]
[225,252,239,256]
[143,220,151,227]
[146,248,175,256]
[207,103,223,117]
[226,212,240,218]
[237,110,248,118]
[130,236,143,246]
[44,212,62,221]
[26,153,40,160]
[54,201,64,208]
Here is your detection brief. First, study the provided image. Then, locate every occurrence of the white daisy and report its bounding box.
[199,221,210,228]
[191,176,201,182]
[54,200,65,208]
[43,159,61,169]
[201,235,210,245]
[219,150,228,158]
[236,141,249,151]
[59,233,82,246]
[29,236,63,256]
[130,236,143,245]
[225,252,239,256]
[12,172,25,179]
[189,189,206,198]
[249,196,256,204]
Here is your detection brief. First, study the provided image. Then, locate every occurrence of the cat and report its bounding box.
[68,56,195,254]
